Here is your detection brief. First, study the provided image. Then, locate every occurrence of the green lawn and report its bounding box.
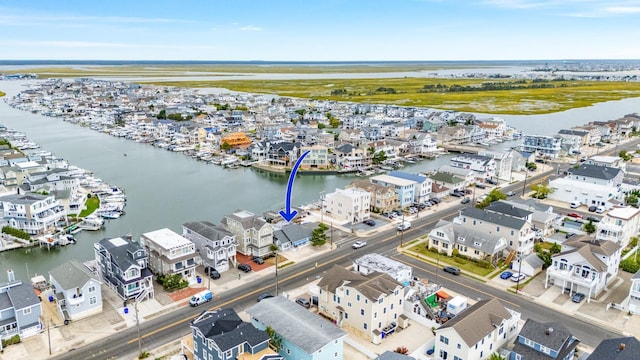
[0,91,5,97]
[407,244,495,276]
[78,197,100,217]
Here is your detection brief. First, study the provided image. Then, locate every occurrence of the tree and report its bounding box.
[156,109,167,119]
[372,151,388,165]
[531,183,554,199]
[583,219,597,236]
[220,141,232,152]
[394,346,409,354]
[329,117,341,128]
[476,188,507,209]
[265,326,282,350]
[550,242,561,254]
[311,223,329,246]
[488,354,506,360]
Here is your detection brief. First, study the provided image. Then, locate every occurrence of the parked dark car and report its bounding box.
[364,219,376,226]
[461,197,471,204]
[208,269,221,279]
[486,179,498,185]
[588,205,597,212]
[475,183,486,189]
[257,293,274,302]
[429,198,440,204]
[443,266,461,275]
[586,216,600,223]
[572,292,586,303]
[565,232,575,239]
[295,297,311,308]
[251,256,264,265]
[238,263,252,272]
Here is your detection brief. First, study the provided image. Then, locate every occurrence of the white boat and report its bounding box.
[100,211,122,219]
[78,216,104,231]
[220,156,238,166]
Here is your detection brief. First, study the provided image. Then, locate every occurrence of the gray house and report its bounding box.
[49,260,103,323]
[273,223,314,251]
[94,236,154,302]
[0,271,42,341]
[182,221,237,273]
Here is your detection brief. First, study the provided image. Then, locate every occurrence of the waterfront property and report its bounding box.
[141,228,197,280]
[222,210,274,257]
[182,308,279,360]
[49,259,103,322]
[315,265,404,344]
[370,174,416,208]
[0,270,43,341]
[346,180,399,214]
[521,134,563,158]
[272,222,313,250]
[182,221,237,273]
[0,193,66,235]
[247,296,347,360]
[94,236,154,301]
[324,188,371,225]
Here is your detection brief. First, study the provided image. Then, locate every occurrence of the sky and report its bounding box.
[1,0,640,61]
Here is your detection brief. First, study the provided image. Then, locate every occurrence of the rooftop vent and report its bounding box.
[545,327,554,335]
[619,343,626,351]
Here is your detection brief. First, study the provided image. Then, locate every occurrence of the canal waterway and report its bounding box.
[0,79,639,280]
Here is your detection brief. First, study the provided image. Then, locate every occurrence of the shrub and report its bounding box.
[620,259,640,273]
[454,257,467,265]
[157,274,188,292]
[1,334,20,347]
[452,248,459,257]
[630,237,638,248]
[1,226,31,240]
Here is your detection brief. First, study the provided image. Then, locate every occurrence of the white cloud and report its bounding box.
[0,40,214,50]
[605,6,640,13]
[240,25,262,31]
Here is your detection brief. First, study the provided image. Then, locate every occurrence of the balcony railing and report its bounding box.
[548,268,598,289]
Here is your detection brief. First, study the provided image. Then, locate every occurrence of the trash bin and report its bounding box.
[197,276,202,284]
[48,295,54,302]
[124,307,129,314]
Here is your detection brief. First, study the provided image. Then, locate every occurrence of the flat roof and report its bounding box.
[370,174,416,186]
[607,206,640,220]
[142,228,192,250]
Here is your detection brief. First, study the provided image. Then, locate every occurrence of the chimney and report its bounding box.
[619,343,626,351]
[7,269,15,282]
[545,327,554,335]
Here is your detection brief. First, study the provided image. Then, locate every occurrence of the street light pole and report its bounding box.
[515,255,523,294]
[275,250,278,296]
[400,212,405,247]
[319,191,325,225]
[522,167,528,197]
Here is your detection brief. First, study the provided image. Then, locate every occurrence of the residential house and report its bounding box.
[596,206,640,248]
[353,253,412,284]
[588,336,640,360]
[427,220,508,264]
[272,222,313,251]
[628,270,640,315]
[437,126,469,145]
[316,265,404,344]
[370,174,416,208]
[222,210,274,257]
[571,126,602,146]
[141,228,197,280]
[434,298,520,360]
[388,171,432,204]
[348,181,396,214]
[220,132,252,149]
[422,118,446,133]
[450,154,497,181]
[334,144,371,171]
[94,236,154,301]
[512,151,534,172]
[408,133,438,156]
[0,271,42,341]
[300,145,330,169]
[587,155,626,173]
[522,135,563,158]
[183,309,278,360]
[510,319,580,360]
[558,129,588,153]
[266,142,301,167]
[324,188,371,224]
[499,200,558,238]
[478,150,513,182]
[49,260,103,322]
[548,164,625,210]
[247,296,347,360]
[374,352,415,360]
[182,221,237,273]
[0,193,66,235]
[545,238,621,302]
[456,206,536,256]
[433,168,472,189]
[338,129,364,145]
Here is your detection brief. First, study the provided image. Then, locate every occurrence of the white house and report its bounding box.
[596,206,640,248]
[545,238,621,302]
[182,221,237,273]
[324,188,371,224]
[141,228,197,280]
[434,298,520,360]
[449,154,497,181]
[49,260,103,322]
[629,270,640,315]
[0,193,67,235]
[477,150,513,182]
[388,171,432,204]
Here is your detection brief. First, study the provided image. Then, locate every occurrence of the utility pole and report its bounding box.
[400,212,405,247]
[319,191,325,225]
[135,301,142,358]
[515,255,523,294]
[275,250,278,296]
[47,318,52,355]
[330,222,333,250]
[522,167,528,197]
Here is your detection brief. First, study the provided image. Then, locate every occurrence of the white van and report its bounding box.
[596,206,605,214]
[397,221,411,231]
[189,290,213,307]
[570,201,581,209]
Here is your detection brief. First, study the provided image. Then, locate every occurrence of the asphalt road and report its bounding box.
[54,165,627,360]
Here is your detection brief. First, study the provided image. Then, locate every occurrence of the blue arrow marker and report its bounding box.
[279,150,310,222]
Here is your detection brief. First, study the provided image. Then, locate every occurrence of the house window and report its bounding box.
[511,230,515,236]
[348,302,352,308]
[374,312,377,318]
[356,294,360,301]
[363,323,367,330]
[457,343,461,349]
[346,289,350,295]
[454,356,463,360]
[440,335,449,344]
[88,286,95,293]
[433,240,439,246]
[439,350,448,359]
[23,307,31,315]
[360,309,365,316]
[90,297,97,305]
[225,349,232,357]
[378,298,383,304]
[496,226,500,232]
[345,313,349,319]
[474,250,480,255]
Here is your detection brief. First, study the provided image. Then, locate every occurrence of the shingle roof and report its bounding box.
[7,282,40,310]
[453,224,508,254]
[514,319,579,359]
[273,223,313,245]
[374,351,416,360]
[191,309,269,352]
[247,296,346,355]
[486,201,533,219]
[588,336,640,360]
[567,164,621,180]
[438,298,512,347]
[632,270,640,280]
[388,171,427,183]
[317,265,401,302]
[460,207,527,229]
[0,292,12,311]
[430,172,464,184]
[49,259,98,290]
[182,221,233,241]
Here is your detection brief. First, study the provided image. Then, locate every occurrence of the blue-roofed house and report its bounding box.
[183,309,280,360]
[510,319,579,360]
[49,260,103,323]
[0,271,43,342]
[247,296,347,360]
[272,223,313,251]
[389,171,432,204]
